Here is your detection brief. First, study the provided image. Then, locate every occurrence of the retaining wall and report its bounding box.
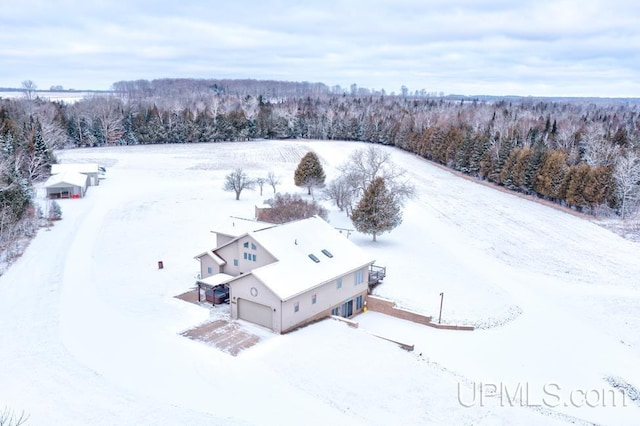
[367,296,433,325]
[367,295,474,331]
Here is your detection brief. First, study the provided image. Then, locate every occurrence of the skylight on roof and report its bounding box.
[308,254,320,263]
[321,249,333,258]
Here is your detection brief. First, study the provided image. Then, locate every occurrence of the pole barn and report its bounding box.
[44,171,89,199]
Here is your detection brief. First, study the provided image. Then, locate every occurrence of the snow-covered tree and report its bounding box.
[323,175,354,214]
[351,177,402,241]
[223,168,255,200]
[21,80,37,101]
[337,145,415,213]
[614,151,640,219]
[30,121,54,181]
[47,200,62,221]
[294,151,325,195]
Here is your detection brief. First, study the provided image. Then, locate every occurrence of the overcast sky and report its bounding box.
[2,0,639,97]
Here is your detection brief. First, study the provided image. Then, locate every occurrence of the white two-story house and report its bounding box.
[194,215,375,333]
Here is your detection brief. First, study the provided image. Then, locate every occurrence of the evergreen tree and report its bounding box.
[523,144,545,193]
[351,177,402,242]
[488,138,514,183]
[512,146,533,190]
[499,148,519,190]
[534,149,568,201]
[48,200,62,220]
[468,134,491,177]
[1,132,16,157]
[294,151,326,195]
[33,120,53,179]
[562,163,590,209]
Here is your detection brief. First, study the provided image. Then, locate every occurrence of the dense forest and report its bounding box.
[2,78,640,265]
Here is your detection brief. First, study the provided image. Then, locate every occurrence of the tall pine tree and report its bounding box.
[294,151,325,195]
[33,120,54,180]
[351,177,402,241]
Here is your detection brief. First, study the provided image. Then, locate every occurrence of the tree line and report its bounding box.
[69,81,640,216]
[2,78,640,257]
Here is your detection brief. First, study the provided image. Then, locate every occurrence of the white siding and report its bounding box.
[280,268,369,332]
[216,236,276,276]
[197,255,219,279]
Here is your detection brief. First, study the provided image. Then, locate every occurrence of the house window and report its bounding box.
[331,307,339,316]
[243,241,249,248]
[308,254,320,263]
[251,243,257,250]
[252,254,257,262]
[356,295,363,310]
[294,302,299,313]
[337,278,342,289]
[355,269,364,285]
[321,249,333,258]
[243,252,248,260]
[233,259,238,266]
[312,294,317,304]
[207,266,213,274]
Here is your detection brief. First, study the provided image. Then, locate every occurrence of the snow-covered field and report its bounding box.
[1,140,639,425]
[0,91,95,103]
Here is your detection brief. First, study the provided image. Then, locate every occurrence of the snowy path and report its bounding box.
[0,187,227,425]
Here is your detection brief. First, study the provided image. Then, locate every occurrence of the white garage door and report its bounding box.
[238,298,272,329]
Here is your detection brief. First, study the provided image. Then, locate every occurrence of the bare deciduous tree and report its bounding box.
[581,126,619,167]
[17,150,48,182]
[0,406,29,426]
[223,168,255,200]
[21,80,37,101]
[336,145,415,213]
[614,151,640,219]
[255,177,266,196]
[323,176,354,214]
[85,95,124,145]
[266,171,280,194]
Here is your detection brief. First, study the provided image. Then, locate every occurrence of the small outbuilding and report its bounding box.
[51,163,101,186]
[44,171,88,199]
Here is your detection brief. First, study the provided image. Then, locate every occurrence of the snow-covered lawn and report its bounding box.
[0,140,639,425]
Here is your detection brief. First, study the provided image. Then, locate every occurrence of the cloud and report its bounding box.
[1,0,639,97]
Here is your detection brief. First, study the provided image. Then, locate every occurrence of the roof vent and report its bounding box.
[321,249,333,258]
[308,254,320,263]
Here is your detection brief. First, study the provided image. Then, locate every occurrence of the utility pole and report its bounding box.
[438,292,444,324]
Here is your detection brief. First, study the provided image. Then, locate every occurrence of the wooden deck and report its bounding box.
[368,264,386,287]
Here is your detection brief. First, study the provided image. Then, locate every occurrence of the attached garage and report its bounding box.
[237,298,273,330]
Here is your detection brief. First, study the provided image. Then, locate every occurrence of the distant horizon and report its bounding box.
[2,1,639,98]
[2,79,640,102]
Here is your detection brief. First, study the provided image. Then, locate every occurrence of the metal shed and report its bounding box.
[44,171,88,199]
